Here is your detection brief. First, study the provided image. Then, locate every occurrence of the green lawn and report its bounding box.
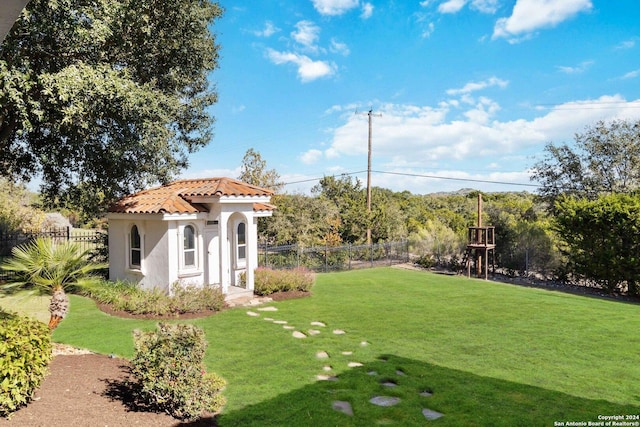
[25,268,640,425]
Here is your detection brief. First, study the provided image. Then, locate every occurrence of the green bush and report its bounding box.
[0,312,52,417]
[415,254,436,269]
[252,267,315,296]
[131,323,226,421]
[84,280,224,316]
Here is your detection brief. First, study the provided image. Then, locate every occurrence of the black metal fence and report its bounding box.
[0,227,105,281]
[259,240,410,272]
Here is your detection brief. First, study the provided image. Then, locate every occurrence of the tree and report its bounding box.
[0,178,45,233]
[553,193,640,295]
[0,0,223,220]
[531,120,640,207]
[237,148,284,192]
[1,238,106,329]
[312,175,368,244]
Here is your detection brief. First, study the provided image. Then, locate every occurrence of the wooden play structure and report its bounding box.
[462,194,496,280]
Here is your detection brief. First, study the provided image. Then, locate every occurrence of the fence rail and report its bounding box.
[0,227,105,281]
[259,240,410,272]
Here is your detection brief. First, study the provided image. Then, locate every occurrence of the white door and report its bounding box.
[205,231,219,285]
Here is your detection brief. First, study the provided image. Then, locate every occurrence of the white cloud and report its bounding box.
[446,76,509,96]
[493,0,592,42]
[556,60,593,74]
[470,0,499,14]
[266,49,337,82]
[437,0,498,14]
[301,149,324,164]
[316,95,640,174]
[615,39,636,50]
[330,38,350,56]
[292,20,321,51]
[622,70,640,79]
[422,22,435,38]
[253,21,279,38]
[438,0,467,14]
[361,2,374,19]
[311,0,360,16]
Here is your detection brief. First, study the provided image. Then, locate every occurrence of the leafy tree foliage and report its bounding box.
[0,178,45,232]
[531,120,640,206]
[238,148,284,192]
[312,175,368,244]
[553,193,640,295]
[0,0,222,219]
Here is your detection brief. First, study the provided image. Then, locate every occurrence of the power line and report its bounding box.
[282,169,539,189]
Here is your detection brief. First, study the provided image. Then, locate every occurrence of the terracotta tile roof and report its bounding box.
[108,178,274,214]
[253,202,276,212]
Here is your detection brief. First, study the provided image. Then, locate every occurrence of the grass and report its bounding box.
[8,268,640,425]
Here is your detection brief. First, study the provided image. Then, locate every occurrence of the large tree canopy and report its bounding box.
[531,119,640,206]
[0,0,222,220]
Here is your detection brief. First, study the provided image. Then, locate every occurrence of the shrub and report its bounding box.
[253,267,315,296]
[171,283,225,313]
[0,312,52,417]
[85,280,224,316]
[130,323,226,420]
[415,254,436,269]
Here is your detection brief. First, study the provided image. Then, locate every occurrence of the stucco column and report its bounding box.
[244,216,258,291]
[219,210,231,294]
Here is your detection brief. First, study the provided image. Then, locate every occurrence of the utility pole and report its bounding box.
[364,108,381,245]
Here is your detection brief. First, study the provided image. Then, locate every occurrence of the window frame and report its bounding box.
[183,224,197,269]
[236,221,247,266]
[129,224,142,270]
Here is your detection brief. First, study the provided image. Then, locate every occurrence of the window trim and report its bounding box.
[236,221,247,267]
[183,224,197,269]
[129,224,142,270]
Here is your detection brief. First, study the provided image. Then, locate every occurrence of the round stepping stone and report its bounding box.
[333,329,346,335]
[323,365,332,371]
[396,369,406,376]
[369,396,401,407]
[292,331,306,339]
[316,351,329,359]
[360,341,369,346]
[311,321,326,327]
[348,362,363,367]
[341,351,352,356]
[308,329,321,335]
[273,320,288,324]
[381,381,397,387]
[258,306,278,312]
[246,311,259,317]
[316,374,338,381]
[283,325,295,330]
[332,401,353,416]
[264,317,274,321]
[422,408,444,420]
[420,391,433,397]
[367,371,378,376]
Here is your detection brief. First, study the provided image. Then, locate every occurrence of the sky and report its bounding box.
[182,0,640,195]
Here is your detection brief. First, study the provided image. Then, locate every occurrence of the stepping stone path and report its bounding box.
[243,304,444,422]
[369,396,401,407]
[332,401,353,416]
[422,408,444,420]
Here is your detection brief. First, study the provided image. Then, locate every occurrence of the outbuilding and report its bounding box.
[107,177,274,295]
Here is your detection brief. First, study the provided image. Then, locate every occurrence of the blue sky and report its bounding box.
[183,0,640,195]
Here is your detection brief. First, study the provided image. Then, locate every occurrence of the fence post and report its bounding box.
[66,226,70,241]
[348,243,352,270]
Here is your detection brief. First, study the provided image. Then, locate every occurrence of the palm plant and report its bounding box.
[1,237,106,329]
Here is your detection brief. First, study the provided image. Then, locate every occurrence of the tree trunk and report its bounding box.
[48,288,69,330]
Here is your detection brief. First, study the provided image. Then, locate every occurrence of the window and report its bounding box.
[130,225,141,268]
[237,222,246,261]
[183,225,196,267]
